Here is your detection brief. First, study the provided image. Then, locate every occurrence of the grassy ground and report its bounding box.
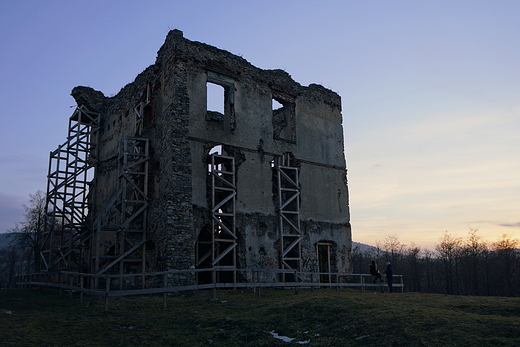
[1,288,519,346]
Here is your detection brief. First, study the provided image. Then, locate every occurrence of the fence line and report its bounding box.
[16,269,403,311]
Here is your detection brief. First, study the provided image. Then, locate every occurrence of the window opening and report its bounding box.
[207,145,223,173]
[208,145,222,156]
[205,71,235,131]
[272,92,296,142]
[207,82,225,114]
[272,98,283,112]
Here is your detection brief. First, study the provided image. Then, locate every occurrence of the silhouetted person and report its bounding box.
[369,260,383,284]
[385,262,394,293]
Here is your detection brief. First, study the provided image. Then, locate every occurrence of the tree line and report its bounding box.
[0,191,44,288]
[2,191,519,296]
[351,231,520,297]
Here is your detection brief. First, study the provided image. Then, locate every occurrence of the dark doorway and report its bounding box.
[317,243,332,283]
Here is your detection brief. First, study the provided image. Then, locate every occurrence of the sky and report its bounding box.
[0,0,519,249]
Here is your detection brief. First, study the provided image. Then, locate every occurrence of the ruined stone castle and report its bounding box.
[40,30,352,285]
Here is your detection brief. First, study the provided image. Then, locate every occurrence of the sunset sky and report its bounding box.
[0,1,518,249]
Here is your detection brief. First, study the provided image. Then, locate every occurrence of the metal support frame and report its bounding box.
[133,83,150,137]
[275,154,301,282]
[41,96,151,292]
[208,153,237,283]
[95,137,149,286]
[41,107,100,272]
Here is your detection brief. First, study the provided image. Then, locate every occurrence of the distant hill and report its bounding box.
[352,241,377,253]
[0,232,14,248]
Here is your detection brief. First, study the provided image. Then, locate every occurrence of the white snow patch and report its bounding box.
[269,331,310,344]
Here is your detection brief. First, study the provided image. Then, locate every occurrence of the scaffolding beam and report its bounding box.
[209,153,236,283]
[275,153,301,282]
[94,137,149,286]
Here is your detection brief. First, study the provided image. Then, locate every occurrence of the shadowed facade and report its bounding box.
[40,30,352,286]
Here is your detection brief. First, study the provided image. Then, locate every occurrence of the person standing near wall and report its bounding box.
[369,260,383,284]
[385,262,394,293]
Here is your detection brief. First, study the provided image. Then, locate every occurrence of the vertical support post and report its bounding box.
[163,274,168,309]
[256,271,261,298]
[141,245,146,289]
[80,275,84,303]
[69,274,73,299]
[90,276,94,305]
[294,270,298,294]
[211,268,217,301]
[104,277,110,312]
[250,269,254,293]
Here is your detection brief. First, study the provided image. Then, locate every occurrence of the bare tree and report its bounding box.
[350,245,367,274]
[373,240,384,259]
[492,234,519,296]
[9,190,46,273]
[422,248,436,293]
[435,231,462,294]
[460,228,487,295]
[382,235,406,266]
[0,243,19,288]
[352,230,518,297]
[404,243,422,292]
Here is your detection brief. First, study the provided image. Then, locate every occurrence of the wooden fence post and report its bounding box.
[211,268,217,301]
[90,275,94,305]
[294,270,298,294]
[104,277,110,312]
[163,273,168,309]
[69,274,73,299]
[80,275,84,304]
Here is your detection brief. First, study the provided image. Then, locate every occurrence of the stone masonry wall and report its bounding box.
[71,29,352,283]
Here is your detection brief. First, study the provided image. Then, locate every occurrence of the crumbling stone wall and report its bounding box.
[72,29,352,282]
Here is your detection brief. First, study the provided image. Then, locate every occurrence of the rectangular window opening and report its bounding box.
[207,82,225,114]
[206,71,236,132]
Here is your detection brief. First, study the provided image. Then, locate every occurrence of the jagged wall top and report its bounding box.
[71,30,341,113]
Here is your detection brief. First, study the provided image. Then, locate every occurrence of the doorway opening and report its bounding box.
[317,242,333,283]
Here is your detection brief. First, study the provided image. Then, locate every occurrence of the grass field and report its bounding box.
[1,288,519,346]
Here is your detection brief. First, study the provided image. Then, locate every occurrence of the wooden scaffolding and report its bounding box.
[40,103,150,290]
[41,107,100,272]
[274,153,301,282]
[208,152,237,283]
[93,137,150,285]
